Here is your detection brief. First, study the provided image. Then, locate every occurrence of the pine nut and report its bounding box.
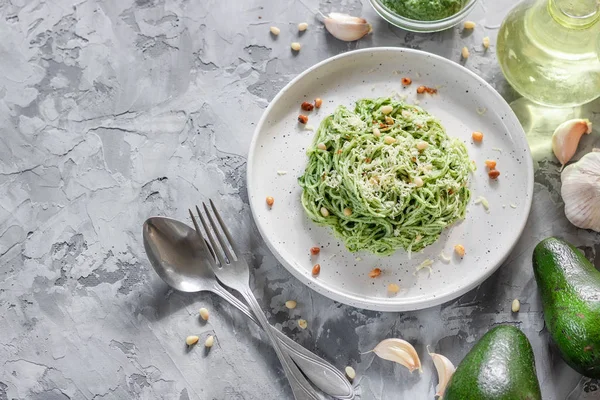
[462,47,470,59]
[454,244,465,257]
[384,136,396,145]
[298,319,308,329]
[199,308,209,321]
[373,127,381,137]
[388,283,400,293]
[298,22,308,31]
[204,335,214,348]
[463,21,476,29]
[186,335,199,346]
[291,42,301,51]
[414,177,424,187]
[482,36,490,49]
[511,299,520,312]
[270,26,280,35]
[485,160,497,169]
[345,366,356,380]
[381,105,393,115]
[314,98,323,108]
[312,264,321,276]
[320,207,329,217]
[343,207,352,216]
[369,268,382,278]
[317,142,327,150]
[285,300,297,309]
[416,141,429,150]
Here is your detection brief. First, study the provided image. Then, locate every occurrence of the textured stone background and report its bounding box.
[0,0,599,399]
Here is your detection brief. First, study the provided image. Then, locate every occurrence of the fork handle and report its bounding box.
[238,287,322,400]
[212,285,354,399]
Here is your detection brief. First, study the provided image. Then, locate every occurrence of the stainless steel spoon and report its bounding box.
[142,216,354,399]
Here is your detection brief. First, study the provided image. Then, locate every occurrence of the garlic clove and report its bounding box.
[561,150,600,232]
[371,338,422,373]
[428,346,456,399]
[551,118,593,166]
[324,13,372,42]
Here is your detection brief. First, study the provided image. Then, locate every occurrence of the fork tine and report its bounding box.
[188,209,216,263]
[195,205,226,266]
[209,199,241,256]
[203,202,235,262]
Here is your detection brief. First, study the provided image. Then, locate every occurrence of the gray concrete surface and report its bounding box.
[0,0,599,399]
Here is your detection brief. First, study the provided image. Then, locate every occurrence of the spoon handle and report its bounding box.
[212,285,354,399]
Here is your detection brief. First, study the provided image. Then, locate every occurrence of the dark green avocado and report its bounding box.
[444,325,542,400]
[533,237,600,378]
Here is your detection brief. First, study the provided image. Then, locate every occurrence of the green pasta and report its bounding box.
[298,97,472,256]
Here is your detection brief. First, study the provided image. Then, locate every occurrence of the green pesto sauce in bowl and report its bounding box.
[382,0,465,21]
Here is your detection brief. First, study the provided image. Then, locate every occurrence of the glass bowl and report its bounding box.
[368,0,479,33]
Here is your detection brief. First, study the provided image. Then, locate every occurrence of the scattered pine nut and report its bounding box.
[381,105,394,115]
[310,246,320,255]
[301,101,314,111]
[298,319,308,329]
[204,335,214,348]
[454,244,465,257]
[385,116,394,125]
[320,207,330,217]
[461,47,470,59]
[472,131,484,142]
[312,264,321,276]
[285,300,297,309]
[484,160,497,169]
[413,177,424,187]
[511,298,520,313]
[314,98,323,108]
[488,169,500,179]
[345,366,356,380]
[317,142,327,150]
[416,141,429,151]
[373,127,381,137]
[401,77,412,86]
[199,307,209,321]
[291,42,301,51]
[186,335,199,346]
[369,268,382,278]
[343,207,352,216]
[298,114,308,124]
[384,135,396,145]
[416,85,437,94]
[388,283,400,294]
[298,22,308,31]
[270,26,281,36]
[266,196,274,207]
[463,21,476,29]
[482,36,490,49]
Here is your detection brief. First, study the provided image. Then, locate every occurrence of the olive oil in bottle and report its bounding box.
[497,0,600,107]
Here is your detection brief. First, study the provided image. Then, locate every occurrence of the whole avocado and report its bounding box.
[532,237,600,378]
[444,325,541,400]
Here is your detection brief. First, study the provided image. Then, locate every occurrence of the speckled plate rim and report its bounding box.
[246,47,534,311]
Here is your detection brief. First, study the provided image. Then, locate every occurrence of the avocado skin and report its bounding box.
[444,325,541,400]
[532,237,600,378]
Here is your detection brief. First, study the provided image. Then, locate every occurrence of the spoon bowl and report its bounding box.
[143,216,216,292]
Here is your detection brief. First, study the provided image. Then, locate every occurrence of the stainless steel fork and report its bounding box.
[191,201,322,400]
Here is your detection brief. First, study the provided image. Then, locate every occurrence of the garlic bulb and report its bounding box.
[370,338,422,373]
[323,13,372,42]
[552,118,592,167]
[561,149,600,232]
[428,347,456,399]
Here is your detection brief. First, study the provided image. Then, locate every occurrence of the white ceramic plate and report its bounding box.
[247,48,533,311]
